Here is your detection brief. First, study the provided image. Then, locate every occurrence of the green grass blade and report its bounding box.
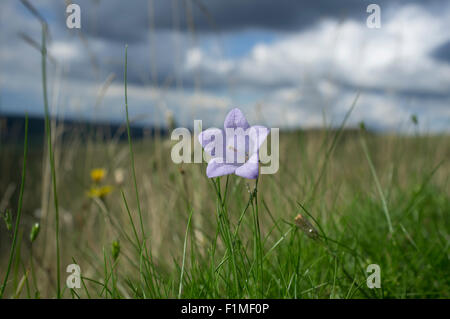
[0,114,28,299]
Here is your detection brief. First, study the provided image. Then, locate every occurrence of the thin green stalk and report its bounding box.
[22,263,31,298]
[124,46,160,298]
[0,115,28,299]
[121,190,142,252]
[40,25,61,298]
[81,276,113,296]
[12,233,23,293]
[250,178,263,297]
[178,209,193,298]
[124,45,146,241]
[72,257,91,298]
[102,247,109,298]
[309,92,360,202]
[212,178,240,296]
[360,134,394,233]
[30,244,40,298]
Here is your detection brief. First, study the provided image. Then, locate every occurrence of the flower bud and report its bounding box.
[2,209,12,231]
[111,240,120,261]
[30,222,40,243]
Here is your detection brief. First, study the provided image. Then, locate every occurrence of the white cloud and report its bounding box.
[186,5,450,91]
[49,42,80,61]
[180,4,450,132]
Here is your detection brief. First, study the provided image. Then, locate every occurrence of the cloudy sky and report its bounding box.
[0,0,449,132]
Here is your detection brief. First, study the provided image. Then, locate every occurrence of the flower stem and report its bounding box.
[250,177,263,297]
[213,177,240,296]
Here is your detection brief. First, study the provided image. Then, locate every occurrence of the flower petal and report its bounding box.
[224,108,250,130]
[206,157,237,178]
[235,153,259,179]
[224,128,250,165]
[198,128,224,158]
[249,125,270,154]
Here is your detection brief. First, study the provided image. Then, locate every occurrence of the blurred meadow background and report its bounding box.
[0,0,449,298]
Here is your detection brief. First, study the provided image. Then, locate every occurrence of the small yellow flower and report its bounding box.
[87,185,113,198]
[90,168,106,183]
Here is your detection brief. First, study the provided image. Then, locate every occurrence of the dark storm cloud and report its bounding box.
[59,0,446,43]
[43,0,450,89]
[432,40,450,64]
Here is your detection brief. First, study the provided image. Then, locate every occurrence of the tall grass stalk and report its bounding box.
[29,242,39,298]
[0,115,28,299]
[123,45,162,298]
[178,209,193,298]
[41,24,62,298]
[308,92,360,202]
[124,45,146,242]
[359,132,394,233]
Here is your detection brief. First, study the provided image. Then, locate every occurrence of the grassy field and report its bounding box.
[0,122,449,298]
